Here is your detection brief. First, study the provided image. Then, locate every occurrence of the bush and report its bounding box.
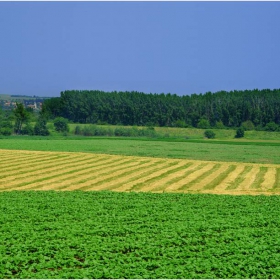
[197,118,210,129]
[264,122,279,132]
[53,117,69,133]
[204,130,215,139]
[215,121,225,129]
[241,120,255,131]
[0,127,12,136]
[235,127,245,138]
[174,120,187,128]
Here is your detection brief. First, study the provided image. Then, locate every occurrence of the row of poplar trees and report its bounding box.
[42,88,280,129]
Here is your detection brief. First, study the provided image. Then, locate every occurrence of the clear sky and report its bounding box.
[0,1,280,97]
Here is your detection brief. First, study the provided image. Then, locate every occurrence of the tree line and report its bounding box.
[42,88,280,130]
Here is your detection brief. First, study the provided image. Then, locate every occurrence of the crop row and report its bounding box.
[0,149,280,195]
[1,191,280,278]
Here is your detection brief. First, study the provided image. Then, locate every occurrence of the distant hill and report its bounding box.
[0,94,51,100]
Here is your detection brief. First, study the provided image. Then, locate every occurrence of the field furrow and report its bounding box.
[226,166,253,190]
[112,160,169,192]
[164,163,206,192]
[146,162,195,192]
[176,164,218,191]
[8,157,132,191]
[0,154,84,182]
[261,167,276,191]
[0,154,64,172]
[188,164,228,191]
[1,155,109,190]
[235,166,260,191]
[71,160,174,191]
[55,159,151,191]
[214,165,245,192]
[1,149,280,195]
[88,160,165,191]
[202,165,236,191]
[272,168,280,190]
[135,161,193,192]
[129,161,183,192]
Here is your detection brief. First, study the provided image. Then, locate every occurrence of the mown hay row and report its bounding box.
[0,154,85,183]
[1,149,280,195]
[6,157,133,191]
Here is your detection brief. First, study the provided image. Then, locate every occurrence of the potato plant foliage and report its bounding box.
[1,191,280,279]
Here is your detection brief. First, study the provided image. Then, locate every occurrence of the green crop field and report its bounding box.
[1,191,280,279]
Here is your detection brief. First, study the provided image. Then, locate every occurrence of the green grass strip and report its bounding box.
[203,165,237,190]
[250,167,268,190]
[226,166,253,190]
[177,164,221,191]
[272,168,280,190]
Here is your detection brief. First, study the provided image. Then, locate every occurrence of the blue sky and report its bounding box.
[0,1,279,97]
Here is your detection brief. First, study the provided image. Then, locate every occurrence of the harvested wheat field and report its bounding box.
[1,149,280,195]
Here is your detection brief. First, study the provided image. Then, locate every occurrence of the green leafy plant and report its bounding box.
[53,117,69,133]
[235,127,245,138]
[1,191,280,278]
[204,130,215,139]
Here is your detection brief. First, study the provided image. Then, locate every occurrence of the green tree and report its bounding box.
[0,108,13,135]
[13,102,30,134]
[235,127,245,138]
[53,117,69,133]
[34,117,50,136]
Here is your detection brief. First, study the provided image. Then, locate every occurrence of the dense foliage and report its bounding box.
[43,88,280,129]
[54,117,69,133]
[0,112,13,136]
[1,191,280,278]
[74,125,157,137]
[204,130,215,139]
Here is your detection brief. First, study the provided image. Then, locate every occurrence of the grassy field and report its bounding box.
[65,123,280,141]
[1,136,280,164]
[1,191,280,278]
[1,149,279,195]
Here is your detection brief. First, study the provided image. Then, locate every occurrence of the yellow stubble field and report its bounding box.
[1,149,280,195]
